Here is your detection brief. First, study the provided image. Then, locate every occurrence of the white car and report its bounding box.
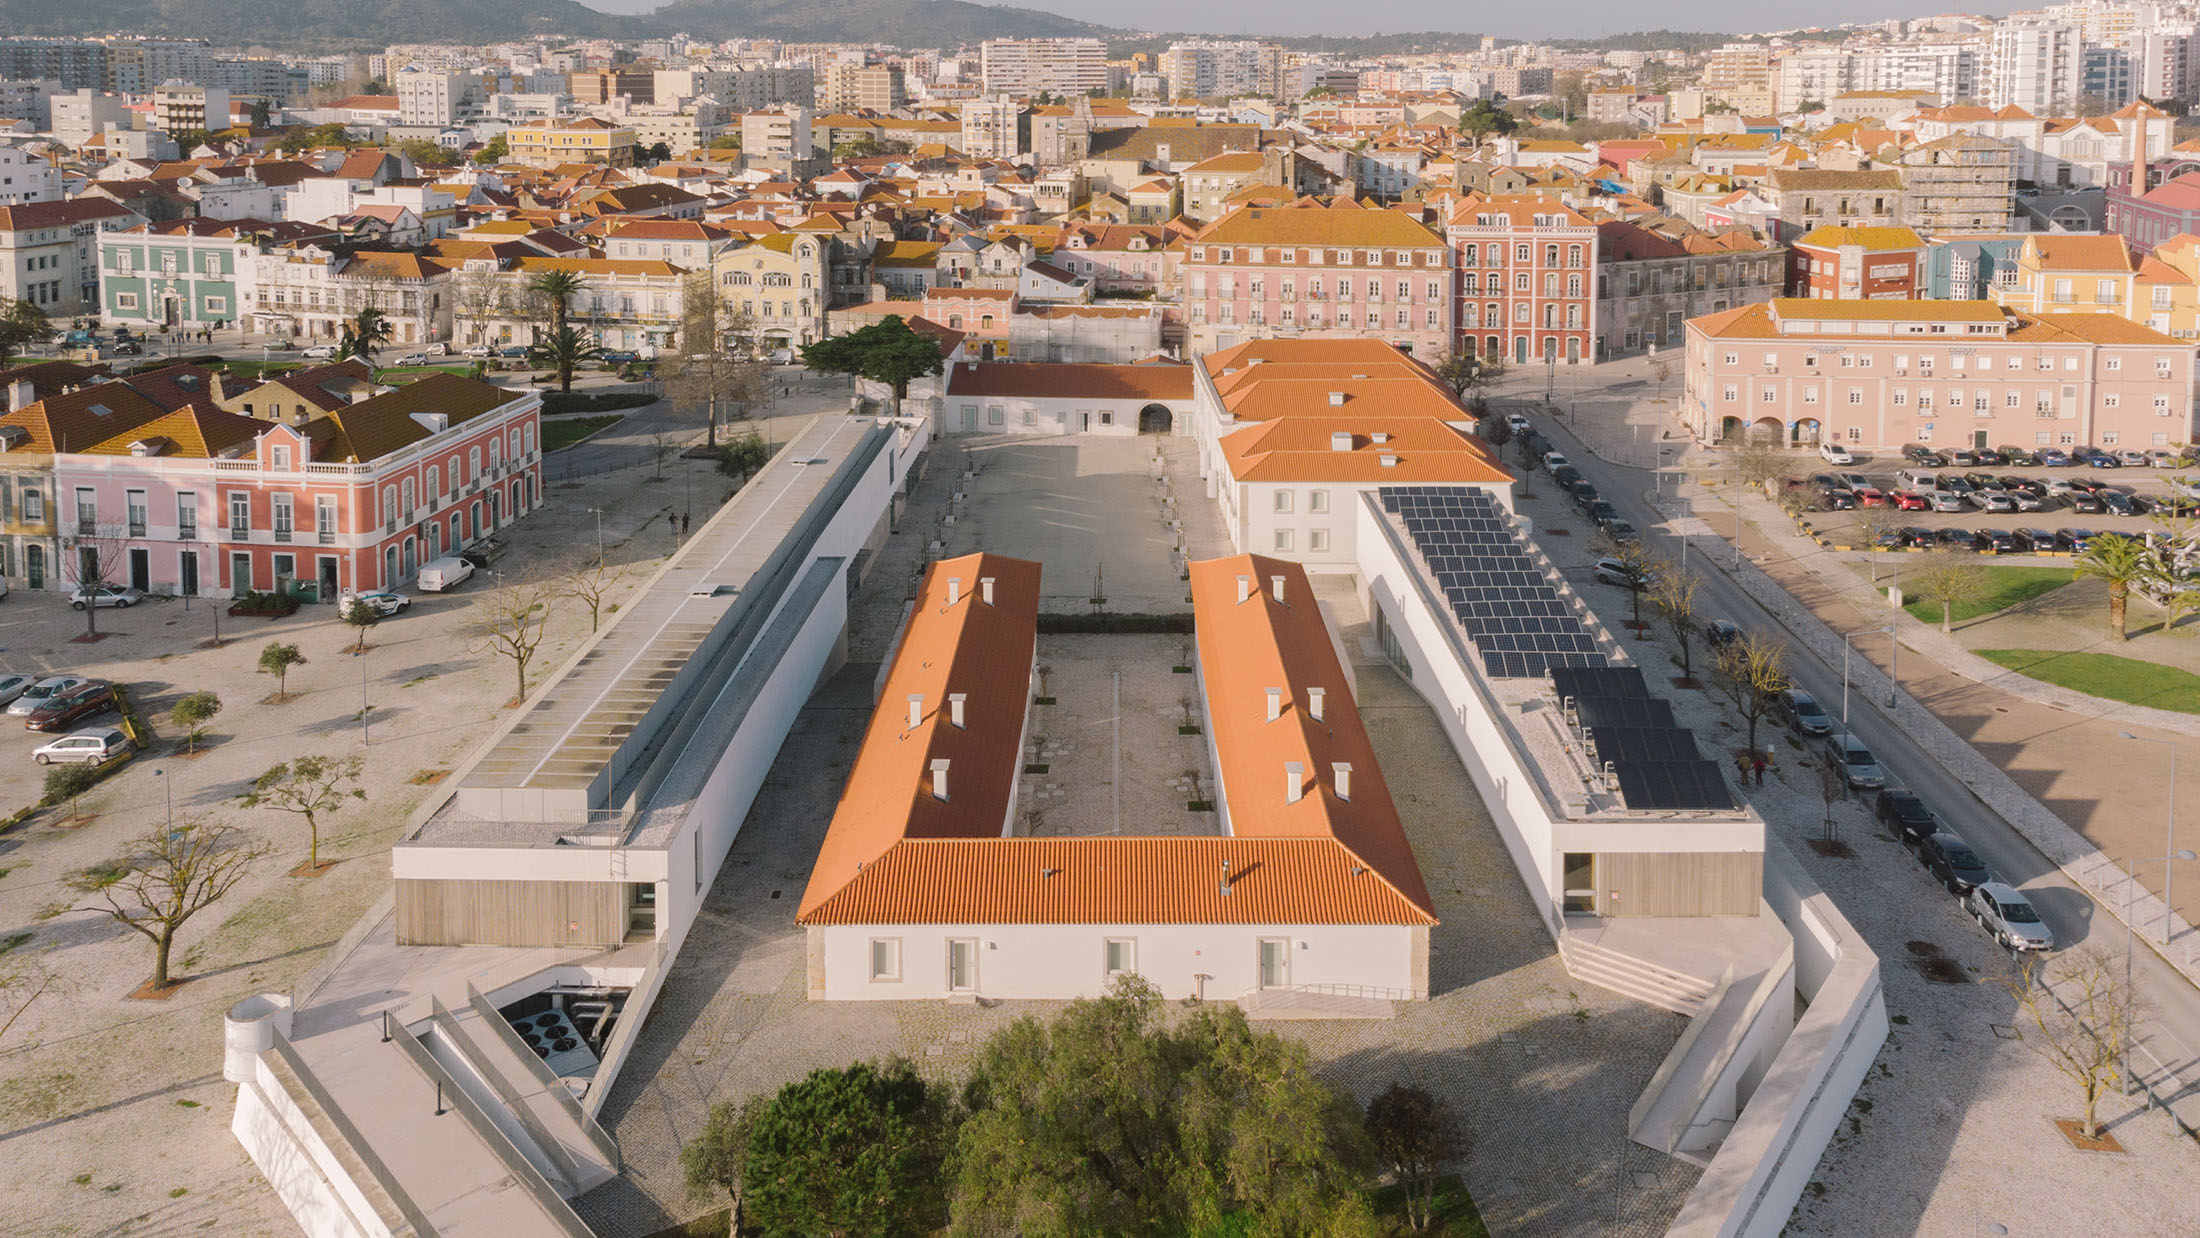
[1819,441,1856,465]
[69,584,143,609]
[1506,413,1530,433]
[424,342,450,357]
[0,673,34,707]
[301,343,338,359]
[34,726,129,765]
[9,675,84,716]
[394,353,429,366]
[461,343,495,358]
[339,589,411,619]
[1542,451,1570,471]
[1591,556,1653,589]
[1965,882,2055,951]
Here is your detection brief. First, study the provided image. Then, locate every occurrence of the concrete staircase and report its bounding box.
[1558,932,1719,1016]
[422,993,620,1198]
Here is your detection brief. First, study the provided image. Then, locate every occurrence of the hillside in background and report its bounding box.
[651,0,1117,43]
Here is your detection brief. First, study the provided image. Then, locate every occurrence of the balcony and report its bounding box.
[127,521,146,538]
[178,523,197,541]
[319,529,337,546]
[273,527,292,543]
[76,518,96,536]
[226,525,249,541]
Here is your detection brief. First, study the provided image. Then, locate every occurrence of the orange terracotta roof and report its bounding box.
[78,404,262,457]
[1218,417,1510,484]
[942,362,1192,401]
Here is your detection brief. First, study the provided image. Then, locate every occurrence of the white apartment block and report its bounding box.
[0,143,61,206]
[1986,21,2085,112]
[48,88,129,151]
[395,69,481,128]
[1161,41,1280,99]
[740,105,811,165]
[149,81,229,136]
[959,94,1028,160]
[979,38,1108,97]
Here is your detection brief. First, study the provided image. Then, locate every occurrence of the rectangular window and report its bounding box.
[74,487,95,535]
[1273,528,1294,552]
[125,489,147,537]
[228,492,250,535]
[22,489,41,522]
[1309,489,1329,514]
[868,938,902,981]
[946,938,978,991]
[1273,490,1293,514]
[1309,528,1330,552]
[316,495,336,543]
[176,491,196,538]
[1103,938,1135,977]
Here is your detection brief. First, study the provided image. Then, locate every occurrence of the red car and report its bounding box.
[24,681,116,732]
[1892,490,1931,511]
[1853,486,1888,507]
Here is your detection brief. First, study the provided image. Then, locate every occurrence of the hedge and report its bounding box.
[541,390,660,415]
[1036,612,1195,635]
[229,590,301,617]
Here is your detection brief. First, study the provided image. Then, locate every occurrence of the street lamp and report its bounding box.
[151,767,172,830]
[2119,732,2181,944]
[1841,625,1899,726]
[2119,848,2197,1093]
[584,507,604,558]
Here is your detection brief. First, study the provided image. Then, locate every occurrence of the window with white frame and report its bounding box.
[1846,426,1861,441]
[1273,528,1293,552]
[1103,938,1136,977]
[868,938,901,981]
[1916,426,1933,441]
[1273,489,1293,513]
[2156,395,2172,414]
[1309,490,1329,514]
[1309,528,1330,552]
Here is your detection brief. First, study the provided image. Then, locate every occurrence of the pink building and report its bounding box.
[55,373,542,601]
[1180,200,1453,359]
[1684,299,2197,455]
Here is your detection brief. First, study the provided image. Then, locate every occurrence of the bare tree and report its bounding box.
[1814,754,1846,841]
[64,523,137,638]
[1596,534,1661,632]
[469,573,560,704]
[239,754,366,873]
[2006,947,2136,1142]
[1711,630,1790,755]
[567,553,629,634]
[648,428,675,481]
[1733,431,1787,494]
[1855,503,1907,580]
[1909,554,1992,633]
[448,266,508,349]
[67,816,272,991]
[0,957,61,1045]
[1651,567,1706,682]
[663,271,768,449]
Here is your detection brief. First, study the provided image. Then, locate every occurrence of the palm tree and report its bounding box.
[526,269,585,338]
[338,307,393,362]
[527,326,603,394]
[2074,533,2160,641]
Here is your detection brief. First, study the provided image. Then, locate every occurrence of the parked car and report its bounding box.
[2066,491,2105,514]
[1964,882,2055,951]
[2149,449,2182,468]
[1586,500,1623,528]
[1551,466,1583,491]
[1592,556,1652,589]
[2055,528,2099,553]
[1542,451,1570,471]
[600,349,640,364]
[1920,830,1992,893]
[0,673,31,707]
[1826,732,1886,789]
[393,352,430,365]
[1962,472,2005,492]
[1928,490,1968,513]
[1570,480,1602,508]
[1911,450,1949,467]
[1892,490,1931,511]
[2156,493,2200,516]
[1937,475,1975,495]
[1820,489,1858,511]
[1949,450,1980,467]
[1602,519,1641,545]
[1703,618,1743,647]
[2081,449,2121,468]
[2013,528,2058,552]
[1853,486,1888,507]
[1819,441,1856,465]
[1935,527,1978,550]
[461,343,495,358]
[416,556,474,592]
[1978,528,2018,554]
[459,536,507,570]
[1968,491,2016,513]
[1504,412,1530,433]
[2118,449,2151,468]
[2008,489,2046,512]
[2101,490,2139,517]
[68,584,143,610]
[302,343,338,359]
[498,345,528,358]
[1838,471,1873,491]
[1893,468,1938,491]
[339,590,411,619]
[8,675,84,717]
[1782,688,1833,736]
[2037,448,2074,467]
[32,725,129,765]
[2000,448,2040,467]
[1975,449,2005,466]
[1876,790,1941,848]
[1901,526,1938,548]
[1900,443,1936,462]
[25,680,115,732]
[424,342,449,357]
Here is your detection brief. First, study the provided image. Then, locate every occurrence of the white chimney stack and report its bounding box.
[1270,575,1285,603]
[1330,430,1353,451]
[930,758,951,801]
[1328,391,1346,407]
[908,694,924,728]
[1266,687,1283,721]
[1333,762,1352,801]
[1236,574,1251,603]
[1285,761,1304,804]
[946,577,961,605]
[948,693,966,728]
[1308,686,1325,721]
[980,576,994,604]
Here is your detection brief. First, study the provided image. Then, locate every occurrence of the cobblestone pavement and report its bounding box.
[573,441,1700,1238]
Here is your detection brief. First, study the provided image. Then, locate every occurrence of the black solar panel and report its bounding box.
[1573,696,1677,729]
[1585,726,1704,765]
[1550,666,1650,702]
[1384,486,1608,679]
[1613,760,1737,811]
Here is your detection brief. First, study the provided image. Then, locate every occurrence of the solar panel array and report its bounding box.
[1381,486,1608,679]
[1552,665,1735,812]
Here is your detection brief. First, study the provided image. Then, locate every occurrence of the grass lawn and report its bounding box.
[1885,565,2073,625]
[542,414,624,452]
[372,364,475,382]
[1371,1175,1490,1237]
[1979,649,2200,714]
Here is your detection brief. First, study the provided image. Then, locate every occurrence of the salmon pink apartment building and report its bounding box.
[1683,298,2197,454]
[1180,200,1454,358]
[53,373,541,601]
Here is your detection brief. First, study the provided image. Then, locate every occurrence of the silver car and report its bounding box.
[0,673,33,707]
[1826,731,1886,789]
[1965,881,2054,951]
[68,584,143,609]
[8,674,84,716]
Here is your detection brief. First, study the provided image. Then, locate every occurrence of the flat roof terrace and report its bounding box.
[1015,634,1223,839]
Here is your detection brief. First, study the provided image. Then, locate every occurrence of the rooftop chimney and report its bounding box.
[980,576,994,604]
[930,758,951,801]
[908,693,924,728]
[1266,687,1283,721]
[946,576,961,605]
[1380,454,1398,468]
[1285,761,1304,804]
[1371,430,1389,444]
[1328,391,1346,406]
[1270,575,1285,603]
[1236,573,1251,603]
[1308,686,1325,721]
[1330,430,1353,451]
[1332,761,1352,801]
[948,693,966,728]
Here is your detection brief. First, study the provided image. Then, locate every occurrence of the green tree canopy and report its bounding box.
[742,1059,952,1238]
[527,325,604,394]
[0,298,51,358]
[338,307,392,362]
[473,133,509,164]
[799,316,944,408]
[951,976,1377,1236]
[1458,98,1520,144]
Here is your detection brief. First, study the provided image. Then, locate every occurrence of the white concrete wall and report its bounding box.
[812,921,1424,1002]
[939,387,1194,437]
[231,1058,398,1238]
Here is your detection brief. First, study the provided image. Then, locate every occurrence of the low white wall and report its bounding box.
[812,922,1424,1002]
[231,1059,395,1238]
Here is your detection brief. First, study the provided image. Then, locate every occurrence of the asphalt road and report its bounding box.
[1531,404,2200,1129]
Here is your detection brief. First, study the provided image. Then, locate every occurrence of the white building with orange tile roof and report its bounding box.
[1190,338,1513,571]
[796,551,1436,1003]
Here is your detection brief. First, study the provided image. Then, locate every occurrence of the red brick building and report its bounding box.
[1442,193,1598,365]
[1789,225,1925,300]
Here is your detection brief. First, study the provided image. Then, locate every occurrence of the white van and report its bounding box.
[416,556,475,592]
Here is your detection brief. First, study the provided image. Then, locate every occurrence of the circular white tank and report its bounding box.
[224,993,294,1083]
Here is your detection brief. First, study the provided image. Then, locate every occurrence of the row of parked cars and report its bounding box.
[0,673,131,764]
[1540,450,1642,544]
[1806,469,2188,517]
[1828,441,2191,470]
[1775,675,2054,951]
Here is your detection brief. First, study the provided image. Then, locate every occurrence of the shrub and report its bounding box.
[540,390,659,415]
[228,590,300,617]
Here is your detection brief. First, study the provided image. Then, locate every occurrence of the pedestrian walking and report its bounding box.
[681,512,690,535]
[1752,753,1767,786]
[1735,751,1750,782]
